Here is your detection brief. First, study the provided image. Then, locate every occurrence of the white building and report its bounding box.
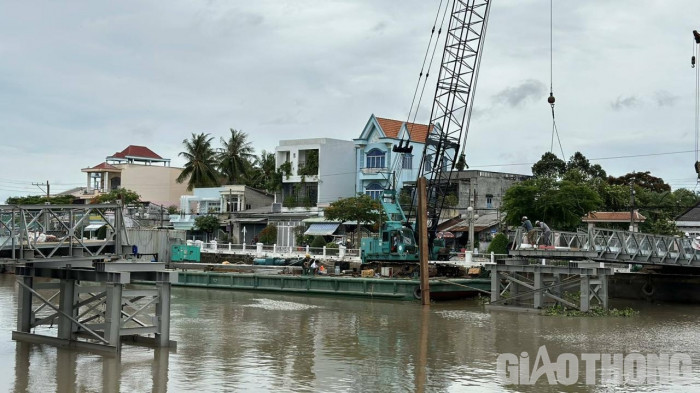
[275,138,355,208]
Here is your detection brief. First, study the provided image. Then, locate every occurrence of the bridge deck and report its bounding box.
[510,227,700,267]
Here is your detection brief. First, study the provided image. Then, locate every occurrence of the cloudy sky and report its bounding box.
[1,0,699,203]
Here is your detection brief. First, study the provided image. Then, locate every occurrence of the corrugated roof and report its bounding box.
[109,145,163,160]
[376,117,430,143]
[304,223,340,236]
[582,211,646,223]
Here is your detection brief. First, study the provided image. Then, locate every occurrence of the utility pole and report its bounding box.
[629,176,636,232]
[228,188,233,241]
[32,180,50,201]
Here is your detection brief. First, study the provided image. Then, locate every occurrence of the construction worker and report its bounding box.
[302,254,311,275]
[522,216,536,245]
[535,220,551,246]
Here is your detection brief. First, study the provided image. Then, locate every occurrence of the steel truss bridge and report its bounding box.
[510,227,700,267]
[0,204,130,262]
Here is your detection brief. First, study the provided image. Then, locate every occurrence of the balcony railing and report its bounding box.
[360,167,387,175]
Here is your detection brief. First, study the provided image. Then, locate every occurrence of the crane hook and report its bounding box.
[547,92,555,105]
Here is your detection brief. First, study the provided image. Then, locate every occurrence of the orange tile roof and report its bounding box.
[109,145,163,160]
[376,117,430,143]
[582,211,646,222]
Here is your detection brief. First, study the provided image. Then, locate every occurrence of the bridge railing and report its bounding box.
[512,226,700,266]
[197,241,363,261]
[511,228,588,250]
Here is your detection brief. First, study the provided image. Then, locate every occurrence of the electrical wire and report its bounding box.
[390,0,450,189]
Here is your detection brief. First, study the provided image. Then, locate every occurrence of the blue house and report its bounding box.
[354,115,431,199]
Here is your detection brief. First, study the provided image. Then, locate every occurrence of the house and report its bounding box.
[582,211,646,232]
[275,138,355,208]
[170,185,274,243]
[354,114,430,198]
[442,170,531,218]
[74,145,191,206]
[676,202,700,236]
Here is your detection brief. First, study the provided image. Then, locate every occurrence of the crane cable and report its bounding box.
[548,0,565,160]
[391,0,450,187]
[693,30,700,187]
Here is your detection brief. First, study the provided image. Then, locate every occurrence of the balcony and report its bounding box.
[360,167,388,175]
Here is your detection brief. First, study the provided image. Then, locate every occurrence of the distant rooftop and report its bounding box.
[582,211,646,223]
[106,145,170,166]
[277,138,353,146]
[375,117,430,143]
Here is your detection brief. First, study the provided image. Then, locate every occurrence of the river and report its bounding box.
[1,273,699,392]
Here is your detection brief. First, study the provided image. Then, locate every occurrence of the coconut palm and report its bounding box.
[248,150,281,191]
[177,133,220,191]
[217,129,255,185]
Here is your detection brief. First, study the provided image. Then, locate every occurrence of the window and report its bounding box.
[365,182,383,200]
[486,194,493,209]
[402,154,412,169]
[366,149,386,169]
[424,154,433,171]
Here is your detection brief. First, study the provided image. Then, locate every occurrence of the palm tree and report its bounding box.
[248,150,280,191]
[177,133,220,191]
[217,129,255,184]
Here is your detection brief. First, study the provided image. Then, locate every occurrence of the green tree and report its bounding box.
[258,224,278,245]
[324,194,384,240]
[487,233,509,255]
[177,133,220,191]
[217,129,255,185]
[501,177,601,231]
[455,153,467,171]
[6,195,75,204]
[93,188,141,205]
[565,151,607,180]
[194,215,220,234]
[248,150,281,192]
[532,152,566,178]
[607,171,670,193]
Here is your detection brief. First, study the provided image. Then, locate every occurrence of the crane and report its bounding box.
[360,0,492,273]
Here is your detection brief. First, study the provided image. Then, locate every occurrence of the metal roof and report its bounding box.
[304,223,340,236]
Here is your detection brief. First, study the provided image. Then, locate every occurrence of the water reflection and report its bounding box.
[1,273,700,392]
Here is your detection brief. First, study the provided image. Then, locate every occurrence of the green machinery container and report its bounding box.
[171,245,201,262]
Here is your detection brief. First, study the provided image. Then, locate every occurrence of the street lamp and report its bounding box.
[466,206,479,253]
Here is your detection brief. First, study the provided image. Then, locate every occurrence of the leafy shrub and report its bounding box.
[325,241,339,255]
[310,236,327,248]
[258,224,278,245]
[486,233,509,255]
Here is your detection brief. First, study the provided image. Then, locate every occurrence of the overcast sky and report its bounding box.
[2,0,700,203]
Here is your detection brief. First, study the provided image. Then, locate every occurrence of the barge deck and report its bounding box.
[170,269,490,301]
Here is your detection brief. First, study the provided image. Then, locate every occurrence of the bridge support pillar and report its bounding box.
[13,260,177,353]
[486,262,612,312]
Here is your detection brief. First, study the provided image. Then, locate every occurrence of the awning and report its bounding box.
[304,223,340,236]
[84,223,106,231]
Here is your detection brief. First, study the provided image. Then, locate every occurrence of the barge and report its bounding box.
[163,263,491,301]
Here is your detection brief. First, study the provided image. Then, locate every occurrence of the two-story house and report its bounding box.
[354,114,430,199]
[275,138,355,207]
[76,145,191,206]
